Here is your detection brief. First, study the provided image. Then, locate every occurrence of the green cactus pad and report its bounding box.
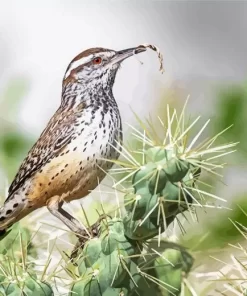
[162,181,180,201]
[132,163,156,191]
[124,259,146,293]
[182,171,195,187]
[124,216,159,241]
[100,218,126,255]
[5,284,22,296]
[78,258,87,275]
[125,190,152,221]
[154,248,194,296]
[146,194,159,218]
[104,250,130,288]
[35,282,54,296]
[111,218,125,234]
[164,158,190,182]
[121,242,140,258]
[71,278,101,296]
[83,238,102,267]
[148,168,167,194]
[0,273,5,285]
[145,147,167,163]
[5,280,53,296]
[25,278,51,292]
[71,279,128,296]
[101,232,119,255]
[103,287,129,296]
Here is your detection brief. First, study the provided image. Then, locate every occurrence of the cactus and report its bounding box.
[123,145,199,242]
[0,223,36,260]
[199,210,247,295]
[152,246,194,296]
[0,226,54,295]
[3,280,53,296]
[69,217,194,296]
[69,102,237,295]
[70,216,139,295]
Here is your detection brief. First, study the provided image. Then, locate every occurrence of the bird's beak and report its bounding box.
[111,46,147,64]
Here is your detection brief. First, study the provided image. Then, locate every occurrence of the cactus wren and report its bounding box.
[0,46,146,236]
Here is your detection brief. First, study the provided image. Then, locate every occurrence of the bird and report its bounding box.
[0,46,147,238]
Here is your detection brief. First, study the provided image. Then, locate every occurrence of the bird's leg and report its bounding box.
[47,199,88,240]
[70,214,108,260]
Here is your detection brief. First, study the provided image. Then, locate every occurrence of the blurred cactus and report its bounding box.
[0,226,54,295]
[1,278,53,296]
[198,206,247,296]
[0,223,36,259]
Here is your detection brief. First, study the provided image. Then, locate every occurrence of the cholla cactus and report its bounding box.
[70,215,194,296]
[69,100,237,296]
[0,227,54,295]
[123,144,200,241]
[196,210,247,296]
[1,278,53,296]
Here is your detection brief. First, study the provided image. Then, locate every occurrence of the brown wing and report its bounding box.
[7,104,84,199]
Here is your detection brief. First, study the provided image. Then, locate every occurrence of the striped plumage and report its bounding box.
[0,46,146,236]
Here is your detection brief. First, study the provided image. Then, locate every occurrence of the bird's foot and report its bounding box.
[70,214,111,260]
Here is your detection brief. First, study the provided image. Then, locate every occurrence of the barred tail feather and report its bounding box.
[0,229,6,237]
[0,197,28,231]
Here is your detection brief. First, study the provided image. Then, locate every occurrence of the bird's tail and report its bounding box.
[0,204,14,240]
[0,229,6,236]
[0,228,12,240]
[0,196,29,238]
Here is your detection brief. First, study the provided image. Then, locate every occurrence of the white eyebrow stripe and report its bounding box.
[64,54,94,79]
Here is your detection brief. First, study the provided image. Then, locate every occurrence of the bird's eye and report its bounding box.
[93,57,102,65]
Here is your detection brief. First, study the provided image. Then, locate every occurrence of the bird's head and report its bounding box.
[63,46,146,88]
